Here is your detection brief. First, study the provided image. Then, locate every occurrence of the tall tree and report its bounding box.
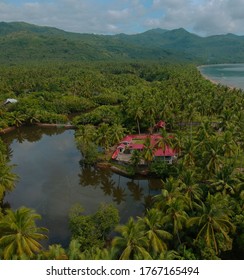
[138,208,172,256]
[187,193,236,255]
[162,198,189,245]
[112,217,152,260]
[142,136,155,165]
[0,154,18,204]
[0,207,48,259]
[178,169,203,209]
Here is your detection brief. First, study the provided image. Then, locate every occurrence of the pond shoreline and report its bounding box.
[0,123,147,177]
[35,123,76,129]
[3,125,161,247]
[0,126,16,134]
[0,122,76,135]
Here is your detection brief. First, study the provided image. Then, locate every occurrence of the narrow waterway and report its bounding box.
[2,126,161,247]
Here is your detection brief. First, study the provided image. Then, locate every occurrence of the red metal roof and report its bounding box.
[129,143,144,150]
[121,135,133,143]
[154,147,175,157]
[156,120,166,128]
[112,150,119,159]
[117,143,126,149]
[115,133,176,158]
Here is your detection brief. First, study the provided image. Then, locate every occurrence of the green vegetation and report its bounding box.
[0,207,47,259]
[0,57,243,260]
[69,204,119,252]
[1,22,244,64]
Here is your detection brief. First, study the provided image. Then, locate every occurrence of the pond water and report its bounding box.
[199,63,244,90]
[1,126,161,247]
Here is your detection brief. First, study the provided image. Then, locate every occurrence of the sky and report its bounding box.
[1,0,244,36]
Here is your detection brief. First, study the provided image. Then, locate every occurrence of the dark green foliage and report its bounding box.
[69,204,119,251]
[73,105,121,125]
[1,22,244,64]
[0,207,48,259]
[0,60,243,260]
[79,143,99,165]
[149,161,178,179]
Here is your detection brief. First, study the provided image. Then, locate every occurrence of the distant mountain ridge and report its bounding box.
[1,21,244,64]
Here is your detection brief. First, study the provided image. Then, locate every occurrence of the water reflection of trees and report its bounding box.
[78,164,126,204]
[112,186,126,204]
[127,181,143,201]
[79,165,100,187]
[78,163,161,207]
[143,195,155,210]
[100,176,115,196]
[2,126,68,145]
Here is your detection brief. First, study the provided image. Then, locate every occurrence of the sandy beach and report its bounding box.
[197,65,243,90]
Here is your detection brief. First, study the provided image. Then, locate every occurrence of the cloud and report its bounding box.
[108,8,130,20]
[148,0,244,35]
[0,0,244,35]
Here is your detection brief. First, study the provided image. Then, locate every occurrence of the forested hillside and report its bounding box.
[1,22,244,63]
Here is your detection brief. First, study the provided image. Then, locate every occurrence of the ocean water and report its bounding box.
[199,63,244,90]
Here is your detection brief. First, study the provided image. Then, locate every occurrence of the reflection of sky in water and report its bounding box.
[3,127,161,247]
[199,64,244,90]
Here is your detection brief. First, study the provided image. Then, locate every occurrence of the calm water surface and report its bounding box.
[1,126,161,247]
[199,63,244,90]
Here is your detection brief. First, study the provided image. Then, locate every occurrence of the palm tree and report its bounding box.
[187,193,236,255]
[138,208,172,256]
[134,106,144,134]
[158,250,181,260]
[0,207,48,259]
[178,169,203,209]
[143,93,157,129]
[221,130,238,157]
[202,137,224,176]
[112,217,152,260]
[75,124,97,146]
[168,131,184,158]
[130,149,142,168]
[181,138,197,168]
[162,198,189,245]
[67,239,84,260]
[39,244,68,260]
[0,154,18,203]
[156,129,172,152]
[142,136,155,165]
[154,177,184,211]
[196,121,215,143]
[79,246,115,260]
[219,108,236,131]
[7,112,26,127]
[109,123,126,145]
[25,109,40,124]
[96,123,112,150]
[209,163,241,195]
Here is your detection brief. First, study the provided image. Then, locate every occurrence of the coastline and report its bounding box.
[197,65,220,85]
[197,64,242,90]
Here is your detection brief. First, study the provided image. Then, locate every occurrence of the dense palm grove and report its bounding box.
[0,62,243,260]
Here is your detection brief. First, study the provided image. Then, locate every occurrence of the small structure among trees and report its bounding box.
[3,98,18,105]
[112,131,177,165]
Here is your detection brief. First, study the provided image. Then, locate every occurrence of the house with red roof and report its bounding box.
[112,133,177,165]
